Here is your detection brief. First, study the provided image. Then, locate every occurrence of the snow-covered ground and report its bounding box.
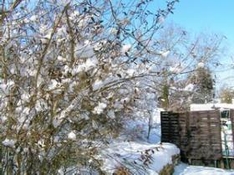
[100,108,234,175]
[174,163,234,175]
[101,141,180,174]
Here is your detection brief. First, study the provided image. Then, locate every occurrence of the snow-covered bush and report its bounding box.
[0,0,179,174]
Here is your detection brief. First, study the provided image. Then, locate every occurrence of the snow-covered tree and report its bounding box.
[148,24,226,111]
[0,0,179,174]
[218,86,234,103]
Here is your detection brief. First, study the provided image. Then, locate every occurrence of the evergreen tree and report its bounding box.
[189,67,214,103]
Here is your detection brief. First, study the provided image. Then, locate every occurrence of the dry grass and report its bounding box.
[113,166,130,175]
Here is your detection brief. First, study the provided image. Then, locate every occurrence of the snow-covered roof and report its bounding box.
[190,103,234,111]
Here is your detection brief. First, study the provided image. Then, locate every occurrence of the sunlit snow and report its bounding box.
[2,138,16,148]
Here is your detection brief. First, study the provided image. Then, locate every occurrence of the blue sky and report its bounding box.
[155,0,234,89]
[167,0,234,41]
